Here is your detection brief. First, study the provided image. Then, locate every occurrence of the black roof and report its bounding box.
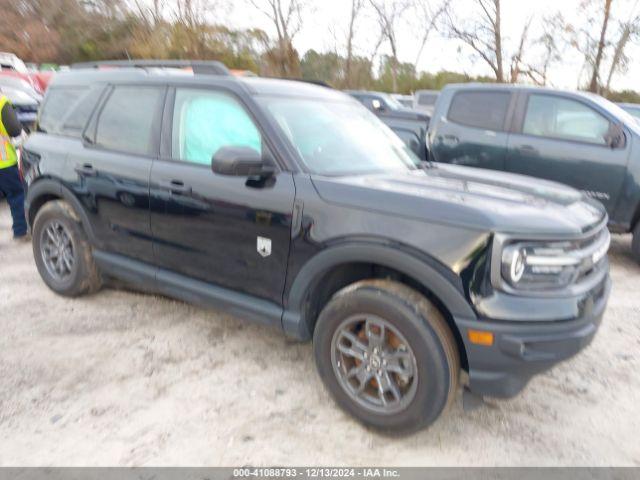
[52,67,352,102]
[72,59,230,76]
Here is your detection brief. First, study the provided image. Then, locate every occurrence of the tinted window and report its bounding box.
[393,129,421,159]
[418,94,438,106]
[448,91,510,131]
[523,94,610,145]
[60,86,105,136]
[96,86,163,156]
[259,96,418,175]
[172,89,261,165]
[623,106,640,121]
[353,95,375,111]
[39,87,86,135]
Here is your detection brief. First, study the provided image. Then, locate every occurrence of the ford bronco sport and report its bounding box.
[22,60,611,434]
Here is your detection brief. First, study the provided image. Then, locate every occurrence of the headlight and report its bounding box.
[499,230,610,291]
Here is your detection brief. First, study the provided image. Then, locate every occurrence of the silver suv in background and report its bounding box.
[413,89,439,116]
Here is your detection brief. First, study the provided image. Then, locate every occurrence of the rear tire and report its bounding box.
[32,200,101,297]
[313,279,459,434]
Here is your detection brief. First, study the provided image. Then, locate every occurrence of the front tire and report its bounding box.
[313,279,459,434]
[632,221,640,263]
[32,200,101,297]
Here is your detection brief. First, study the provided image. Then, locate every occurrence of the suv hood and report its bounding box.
[311,164,606,236]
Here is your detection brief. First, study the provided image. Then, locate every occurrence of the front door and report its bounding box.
[68,85,166,264]
[430,89,513,170]
[149,87,295,304]
[506,93,629,214]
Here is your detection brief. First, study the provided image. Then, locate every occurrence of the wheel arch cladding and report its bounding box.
[282,242,475,368]
[26,179,99,246]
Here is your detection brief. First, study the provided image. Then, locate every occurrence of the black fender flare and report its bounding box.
[25,179,101,247]
[282,241,478,340]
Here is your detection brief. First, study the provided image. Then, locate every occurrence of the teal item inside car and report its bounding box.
[174,90,262,164]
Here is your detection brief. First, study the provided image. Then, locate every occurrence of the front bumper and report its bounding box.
[456,275,611,398]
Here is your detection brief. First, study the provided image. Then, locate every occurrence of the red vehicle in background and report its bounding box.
[0,52,54,93]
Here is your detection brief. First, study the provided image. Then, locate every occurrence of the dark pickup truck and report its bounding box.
[22,61,610,434]
[428,83,640,261]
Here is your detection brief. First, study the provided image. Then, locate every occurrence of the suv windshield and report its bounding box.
[585,93,639,128]
[378,93,404,110]
[258,97,419,175]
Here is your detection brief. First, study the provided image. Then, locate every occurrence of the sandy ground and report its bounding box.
[0,202,639,467]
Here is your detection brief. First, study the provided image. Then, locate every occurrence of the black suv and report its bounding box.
[22,61,611,434]
[428,84,640,261]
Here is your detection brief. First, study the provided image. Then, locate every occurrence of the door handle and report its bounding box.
[517,144,538,155]
[441,134,459,146]
[74,163,96,176]
[159,179,192,195]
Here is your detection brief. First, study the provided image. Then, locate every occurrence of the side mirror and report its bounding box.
[211,146,271,176]
[605,123,625,149]
[371,99,385,112]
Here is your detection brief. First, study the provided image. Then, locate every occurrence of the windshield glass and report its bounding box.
[258,97,420,175]
[378,93,404,110]
[584,93,639,127]
[621,105,640,121]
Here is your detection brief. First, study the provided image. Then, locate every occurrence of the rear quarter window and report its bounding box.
[39,86,104,137]
[447,91,511,131]
[94,86,164,156]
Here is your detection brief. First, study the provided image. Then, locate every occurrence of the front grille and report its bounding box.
[570,227,610,285]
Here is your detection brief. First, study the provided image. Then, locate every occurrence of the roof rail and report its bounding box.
[71,59,230,76]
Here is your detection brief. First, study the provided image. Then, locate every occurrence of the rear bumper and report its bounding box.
[456,276,611,398]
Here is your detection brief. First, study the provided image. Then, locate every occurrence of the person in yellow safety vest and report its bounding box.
[0,94,28,240]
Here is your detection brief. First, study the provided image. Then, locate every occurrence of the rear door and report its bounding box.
[149,86,295,304]
[67,84,166,264]
[506,92,629,214]
[429,89,514,170]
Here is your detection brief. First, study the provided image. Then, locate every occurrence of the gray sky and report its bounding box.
[225,0,640,90]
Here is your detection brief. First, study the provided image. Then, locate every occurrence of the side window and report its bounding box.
[523,94,610,145]
[60,86,105,136]
[353,95,372,110]
[447,91,511,131]
[393,128,421,161]
[418,94,437,106]
[95,86,164,156]
[172,88,262,165]
[39,87,86,135]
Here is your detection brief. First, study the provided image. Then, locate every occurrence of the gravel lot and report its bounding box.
[1,202,639,466]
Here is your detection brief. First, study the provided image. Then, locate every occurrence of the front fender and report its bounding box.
[282,241,478,340]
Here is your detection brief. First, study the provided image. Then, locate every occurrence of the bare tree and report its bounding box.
[508,17,532,83]
[447,0,505,82]
[369,0,408,92]
[249,0,308,77]
[571,0,640,93]
[413,0,450,71]
[133,0,165,26]
[531,13,568,86]
[0,0,61,62]
[344,0,365,88]
[604,2,640,92]
[588,0,614,92]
